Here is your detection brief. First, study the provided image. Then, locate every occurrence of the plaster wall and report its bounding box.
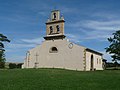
[24,39,85,71]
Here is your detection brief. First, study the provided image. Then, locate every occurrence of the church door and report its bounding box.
[90,55,94,71]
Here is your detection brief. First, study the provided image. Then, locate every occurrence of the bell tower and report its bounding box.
[44,10,66,40]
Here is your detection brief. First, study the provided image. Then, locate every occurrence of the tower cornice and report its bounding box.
[44,35,66,40]
[46,20,65,24]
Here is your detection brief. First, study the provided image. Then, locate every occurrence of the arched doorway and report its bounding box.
[90,54,94,71]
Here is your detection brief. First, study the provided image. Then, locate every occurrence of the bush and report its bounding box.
[9,63,17,69]
[0,62,5,68]
[16,63,22,68]
[9,63,23,69]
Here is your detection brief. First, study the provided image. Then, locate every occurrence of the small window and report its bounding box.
[97,58,98,64]
[56,25,60,33]
[99,59,101,64]
[49,47,58,53]
[49,26,53,34]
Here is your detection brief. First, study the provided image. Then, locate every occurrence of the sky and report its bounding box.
[0,0,120,63]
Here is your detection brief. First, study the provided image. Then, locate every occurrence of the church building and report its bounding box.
[23,10,103,71]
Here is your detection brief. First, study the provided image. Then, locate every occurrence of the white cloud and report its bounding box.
[67,18,120,41]
[60,7,78,14]
[7,43,36,48]
[5,37,44,51]
[100,51,111,62]
[81,20,120,40]
[0,15,37,25]
[38,11,47,16]
[83,31,112,40]
[68,20,120,31]
[91,12,119,20]
[21,37,44,44]
[66,34,82,43]
[6,55,25,63]
[81,20,120,31]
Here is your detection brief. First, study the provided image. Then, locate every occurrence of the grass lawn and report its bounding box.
[0,68,120,90]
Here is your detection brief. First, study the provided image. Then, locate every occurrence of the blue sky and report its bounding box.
[0,0,120,62]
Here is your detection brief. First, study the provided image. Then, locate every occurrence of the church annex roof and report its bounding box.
[86,48,103,56]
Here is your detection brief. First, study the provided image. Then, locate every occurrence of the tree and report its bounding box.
[105,30,120,64]
[0,34,10,68]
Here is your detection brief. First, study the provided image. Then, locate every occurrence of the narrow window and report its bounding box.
[99,59,101,64]
[49,26,53,34]
[97,58,98,64]
[56,25,60,33]
[53,13,56,20]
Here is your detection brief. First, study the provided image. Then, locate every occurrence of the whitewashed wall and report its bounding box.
[85,51,103,71]
[24,39,85,71]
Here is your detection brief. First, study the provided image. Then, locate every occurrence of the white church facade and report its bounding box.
[23,10,103,71]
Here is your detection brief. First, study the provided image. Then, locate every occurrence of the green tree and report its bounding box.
[0,34,10,68]
[105,30,120,64]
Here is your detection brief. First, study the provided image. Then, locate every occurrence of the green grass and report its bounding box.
[0,68,120,90]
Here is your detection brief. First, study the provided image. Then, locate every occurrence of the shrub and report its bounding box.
[9,63,17,69]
